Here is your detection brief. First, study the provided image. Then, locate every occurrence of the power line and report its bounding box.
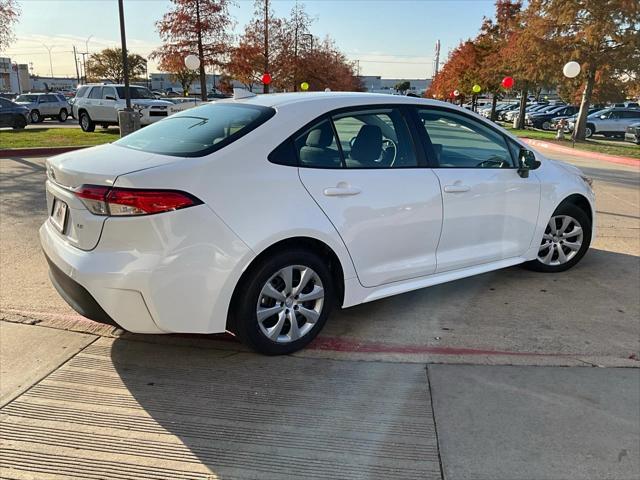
[355,59,431,65]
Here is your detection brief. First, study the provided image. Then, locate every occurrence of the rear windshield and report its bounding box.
[115,103,275,157]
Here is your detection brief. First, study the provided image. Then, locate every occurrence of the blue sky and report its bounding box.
[4,0,498,79]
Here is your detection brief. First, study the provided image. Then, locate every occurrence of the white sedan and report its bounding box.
[40,92,595,354]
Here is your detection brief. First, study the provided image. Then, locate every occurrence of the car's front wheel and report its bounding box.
[524,203,591,273]
[30,110,41,123]
[230,249,334,355]
[12,115,26,130]
[58,109,68,122]
[79,111,95,132]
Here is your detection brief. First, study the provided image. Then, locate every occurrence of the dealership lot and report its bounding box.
[0,150,638,478]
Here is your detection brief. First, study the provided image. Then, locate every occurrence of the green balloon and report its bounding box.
[300,82,309,91]
[472,84,482,93]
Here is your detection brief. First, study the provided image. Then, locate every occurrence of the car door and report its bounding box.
[43,95,58,116]
[85,87,103,120]
[415,107,541,273]
[99,86,118,123]
[0,99,9,127]
[297,106,443,288]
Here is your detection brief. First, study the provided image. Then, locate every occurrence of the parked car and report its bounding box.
[40,92,595,355]
[504,103,549,123]
[527,105,579,130]
[497,104,521,121]
[165,96,208,112]
[568,107,640,138]
[624,122,640,144]
[550,107,604,132]
[14,92,70,123]
[73,84,175,131]
[0,97,30,129]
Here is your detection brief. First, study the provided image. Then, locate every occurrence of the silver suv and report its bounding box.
[569,107,640,138]
[73,84,175,132]
[14,93,70,123]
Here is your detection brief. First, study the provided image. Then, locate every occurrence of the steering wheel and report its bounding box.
[380,139,398,166]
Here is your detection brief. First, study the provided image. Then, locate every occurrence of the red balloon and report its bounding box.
[449,90,455,98]
[262,72,272,85]
[502,76,514,89]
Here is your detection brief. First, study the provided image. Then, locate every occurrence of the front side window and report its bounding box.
[76,86,89,98]
[115,103,275,157]
[115,86,154,99]
[417,108,514,168]
[88,87,102,99]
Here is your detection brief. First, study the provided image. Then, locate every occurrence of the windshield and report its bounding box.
[16,95,39,103]
[115,87,155,99]
[115,103,275,157]
[589,108,611,117]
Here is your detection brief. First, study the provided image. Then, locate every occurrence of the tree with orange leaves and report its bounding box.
[157,54,199,95]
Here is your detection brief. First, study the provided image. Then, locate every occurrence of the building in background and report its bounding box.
[0,57,30,93]
[358,76,432,95]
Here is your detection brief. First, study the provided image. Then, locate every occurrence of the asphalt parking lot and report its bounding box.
[0,149,639,479]
[1,151,638,366]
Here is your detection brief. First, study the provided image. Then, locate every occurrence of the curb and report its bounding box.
[0,145,89,158]
[522,138,640,167]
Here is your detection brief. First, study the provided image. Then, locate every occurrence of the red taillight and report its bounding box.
[74,185,202,216]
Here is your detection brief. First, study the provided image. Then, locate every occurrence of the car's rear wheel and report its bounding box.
[230,249,334,355]
[58,109,68,122]
[79,111,95,132]
[30,110,41,123]
[12,115,26,130]
[524,203,591,273]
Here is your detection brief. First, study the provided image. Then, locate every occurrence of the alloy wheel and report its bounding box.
[30,111,40,123]
[256,265,324,343]
[537,215,583,266]
[81,114,89,130]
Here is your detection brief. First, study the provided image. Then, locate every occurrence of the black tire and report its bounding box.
[58,109,68,122]
[524,203,592,273]
[229,249,335,355]
[585,124,594,138]
[30,110,41,123]
[12,115,26,130]
[542,121,551,131]
[79,111,95,132]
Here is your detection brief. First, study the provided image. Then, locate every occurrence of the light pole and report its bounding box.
[41,43,54,79]
[83,35,93,83]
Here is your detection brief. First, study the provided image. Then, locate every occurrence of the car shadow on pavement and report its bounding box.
[102,339,442,479]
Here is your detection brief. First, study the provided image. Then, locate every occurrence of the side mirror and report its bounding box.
[105,95,117,101]
[600,115,607,119]
[517,148,541,178]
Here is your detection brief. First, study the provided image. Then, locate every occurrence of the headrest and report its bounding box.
[306,123,334,148]
[350,125,382,162]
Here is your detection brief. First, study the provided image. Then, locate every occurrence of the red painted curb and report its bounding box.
[0,145,89,158]
[522,138,640,167]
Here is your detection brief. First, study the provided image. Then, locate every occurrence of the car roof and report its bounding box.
[223,91,449,110]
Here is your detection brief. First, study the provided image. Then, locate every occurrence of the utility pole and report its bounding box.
[73,46,81,84]
[355,59,360,77]
[83,35,93,83]
[433,39,440,77]
[117,0,139,136]
[195,0,207,100]
[264,0,269,93]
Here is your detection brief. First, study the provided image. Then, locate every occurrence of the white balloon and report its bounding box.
[184,54,200,71]
[324,87,331,92]
[453,89,460,96]
[563,61,581,79]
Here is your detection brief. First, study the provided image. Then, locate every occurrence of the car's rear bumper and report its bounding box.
[40,203,254,335]
[625,132,639,144]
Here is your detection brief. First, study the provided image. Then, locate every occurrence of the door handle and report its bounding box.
[323,182,361,197]
[444,184,471,193]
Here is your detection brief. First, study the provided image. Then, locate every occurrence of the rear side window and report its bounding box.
[76,86,89,97]
[115,103,275,157]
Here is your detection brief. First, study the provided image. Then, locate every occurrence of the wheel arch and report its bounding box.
[227,236,346,328]
[556,193,593,226]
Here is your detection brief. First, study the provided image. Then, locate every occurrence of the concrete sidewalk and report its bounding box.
[1,321,639,480]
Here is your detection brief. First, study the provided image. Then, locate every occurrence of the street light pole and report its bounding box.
[41,43,54,78]
[84,35,93,83]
